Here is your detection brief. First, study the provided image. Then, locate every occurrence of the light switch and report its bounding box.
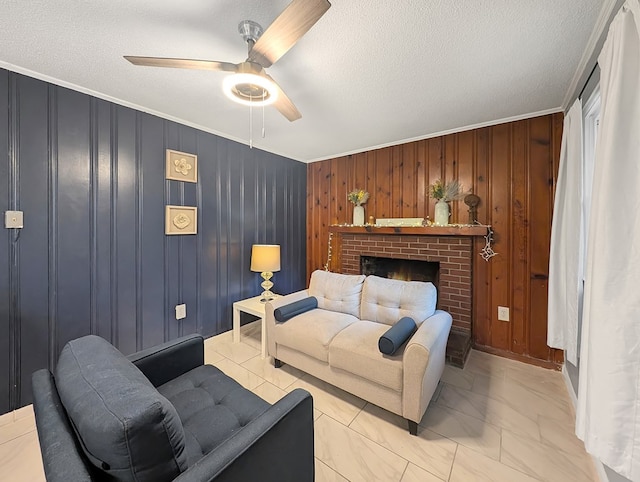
[5,210,23,229]
[175,304,187,320]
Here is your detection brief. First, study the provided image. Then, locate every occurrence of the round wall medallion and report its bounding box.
[173,213,191,229]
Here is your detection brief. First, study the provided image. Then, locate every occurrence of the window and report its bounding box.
[573,85,600,357]
[582,86,600,278]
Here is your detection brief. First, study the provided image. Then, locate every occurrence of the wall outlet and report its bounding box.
[498,306,510,322]
[175,304,186,320]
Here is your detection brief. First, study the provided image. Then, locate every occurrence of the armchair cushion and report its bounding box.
[274,296,318,322]
[55,335,187,482]
[157,364,270,466]
[360,276,437,326]
[378,317,417,355]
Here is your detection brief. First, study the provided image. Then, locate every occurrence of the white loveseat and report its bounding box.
[266,270,452,434]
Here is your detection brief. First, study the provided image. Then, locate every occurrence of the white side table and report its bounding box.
[233,294,280,359]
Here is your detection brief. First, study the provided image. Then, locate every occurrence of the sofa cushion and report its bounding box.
[308,270,365,317]
[55,335,187,482]
[329,321,405,392]
[157,364,270,466]
[360,276,437,326]
[273,308,358,362]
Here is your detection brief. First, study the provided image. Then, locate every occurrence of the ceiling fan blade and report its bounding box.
[265,74,302,122]
[124,56,238,72]
[248,0,331,68]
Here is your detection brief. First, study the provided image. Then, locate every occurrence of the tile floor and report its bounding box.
[0,323,598,481]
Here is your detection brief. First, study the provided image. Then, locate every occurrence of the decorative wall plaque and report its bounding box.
[165,205,197,235]
[166,149,197,183]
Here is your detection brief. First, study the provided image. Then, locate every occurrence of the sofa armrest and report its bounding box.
[402,310,452,422]
[174,388,314,482]
[266,289,311,313]
[265,290,309,355]
[32,369,101,481]
[127,334,204,387]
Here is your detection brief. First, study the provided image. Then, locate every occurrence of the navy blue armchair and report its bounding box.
[32,334,314,481]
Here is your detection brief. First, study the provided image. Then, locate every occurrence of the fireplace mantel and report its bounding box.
[329,225,488,237]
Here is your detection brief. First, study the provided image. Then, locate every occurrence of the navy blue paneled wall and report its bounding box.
[0,69,307,414]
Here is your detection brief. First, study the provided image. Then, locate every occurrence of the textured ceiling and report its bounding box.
[1,1,608,162]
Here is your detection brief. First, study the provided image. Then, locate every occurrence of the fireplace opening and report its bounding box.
[360,256,439,288]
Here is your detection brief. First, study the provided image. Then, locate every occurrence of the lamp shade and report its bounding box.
[250,245,281,272]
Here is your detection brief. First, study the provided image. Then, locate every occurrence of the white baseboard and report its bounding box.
[561,364,578,407]
[562,364,609,482]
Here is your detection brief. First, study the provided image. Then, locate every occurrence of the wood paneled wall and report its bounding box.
[0,69,307,414]
[307,113,564,365]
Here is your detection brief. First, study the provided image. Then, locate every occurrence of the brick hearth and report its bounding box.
[338,233,474,366]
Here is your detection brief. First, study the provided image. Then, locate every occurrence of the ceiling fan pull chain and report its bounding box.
[249,93,253,149]
[262,91,266,138]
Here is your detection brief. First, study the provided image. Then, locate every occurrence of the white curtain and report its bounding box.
[547,98,583,365]
[576,1,640,479]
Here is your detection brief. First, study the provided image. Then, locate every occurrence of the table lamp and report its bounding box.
[251,244,281,302]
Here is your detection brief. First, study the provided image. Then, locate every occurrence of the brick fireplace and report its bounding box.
[329,226,486,366]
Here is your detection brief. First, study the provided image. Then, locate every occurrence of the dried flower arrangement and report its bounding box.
[429,179,466,202]
[347,189,370,206]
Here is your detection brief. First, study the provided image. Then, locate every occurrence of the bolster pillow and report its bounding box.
[378,317,417,355]
[274,296,318,322]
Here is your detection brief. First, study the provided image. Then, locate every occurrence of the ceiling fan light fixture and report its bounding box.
[222,73,278,107]
[125,0,332,122]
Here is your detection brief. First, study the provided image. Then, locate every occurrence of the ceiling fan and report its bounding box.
[124,0,331,122]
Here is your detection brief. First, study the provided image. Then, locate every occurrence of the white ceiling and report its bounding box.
[0,1,611,162]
